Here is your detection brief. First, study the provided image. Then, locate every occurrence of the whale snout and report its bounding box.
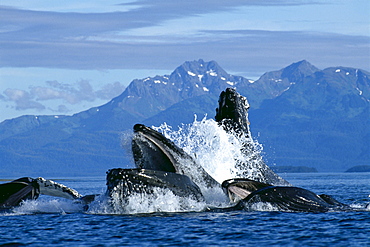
[133,124,146,132]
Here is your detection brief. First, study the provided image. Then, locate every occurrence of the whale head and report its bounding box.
[215,88,251,136]
[132,124,220,189]
[132,124,188,173]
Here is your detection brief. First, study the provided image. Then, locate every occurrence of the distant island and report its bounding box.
[271,166,318,173]
[345,165,370,172]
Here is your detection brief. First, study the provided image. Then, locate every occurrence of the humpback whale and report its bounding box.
[0,177,40,210]
[215,88,290,186]
[222,178,349,212]
[106,168,204,208]
[132,123,220,189]
[104,123,221,207]
[0,177,83,210]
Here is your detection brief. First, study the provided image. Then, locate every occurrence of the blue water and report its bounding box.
[1,173,369,246]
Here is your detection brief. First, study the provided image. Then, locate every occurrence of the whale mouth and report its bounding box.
[132,124,182,173]
[0,177,40,209]
[221,178,272,203]
[106,168,204,202]
[132,124,221,189]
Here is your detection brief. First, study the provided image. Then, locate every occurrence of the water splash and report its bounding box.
[9,197,85,215]
[86,188,207,215]
[154,116,267,184]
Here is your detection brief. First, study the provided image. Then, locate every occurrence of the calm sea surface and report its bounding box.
[1,173,369,246]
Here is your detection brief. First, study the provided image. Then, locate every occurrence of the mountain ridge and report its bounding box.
[0,59,369,176]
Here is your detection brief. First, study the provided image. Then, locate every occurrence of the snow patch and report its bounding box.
[226,81,234,86]
[154,80,161,84]
[335,69,341,73]
[346,72,350,75]
[221,77,226,80]
[207,70,217,76]
[195,84,199,88]
[203,87,209,92]
[198,75,203,81]
[187,71,197,76]
[248,80,255,83]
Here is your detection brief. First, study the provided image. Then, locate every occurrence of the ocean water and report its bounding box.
[1,173,369,246]
[1,119,369,246]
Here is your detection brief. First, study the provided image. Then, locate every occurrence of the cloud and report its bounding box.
[3,88,45,110]
[1,80,125,112]
[43,80,92,102]
[0,1,369,75]
[0,1,327,68]
[30,80,117,104]
[0,1,321,43]
[95,81,126,100]
[1,27,368,77]
[1,0,311,37]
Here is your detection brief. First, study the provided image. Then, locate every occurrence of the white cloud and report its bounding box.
[1,80,126,113]
[3,88,28,101]
[30,86,62,101]
[3,88,45,110]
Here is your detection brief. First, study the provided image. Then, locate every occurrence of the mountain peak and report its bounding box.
[171,59,228,79]
[106,59,250,120]
[281,60,319,82]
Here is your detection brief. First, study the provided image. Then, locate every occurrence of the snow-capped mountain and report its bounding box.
[109,59,252,119]
[0,59,368,176]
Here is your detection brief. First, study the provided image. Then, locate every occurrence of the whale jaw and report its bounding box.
[106,168,204,207]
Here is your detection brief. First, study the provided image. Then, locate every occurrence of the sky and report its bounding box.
[0,0,369,122]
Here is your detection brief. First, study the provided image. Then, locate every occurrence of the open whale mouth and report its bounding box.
[132,124,182,173]
[222,178,272,203]
[105,125,210,209]
[132,124,220,189]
